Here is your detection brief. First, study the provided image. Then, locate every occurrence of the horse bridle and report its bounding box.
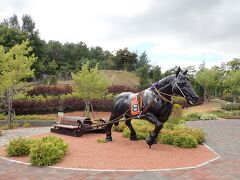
[152,80,187,103]
[172,82,187,99]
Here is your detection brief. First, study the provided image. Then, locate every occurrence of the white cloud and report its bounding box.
[1,0,240,71]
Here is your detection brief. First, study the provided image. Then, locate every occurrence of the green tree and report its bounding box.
[113,48,138,71]
[72,62,111,117]
[0,26,27,51]
[223,61,240,102]
[0,41,36,128]
[137,64,151,90]
[227,58,240,71]
[149,65,162,82]
[136,51,150,69]
[196,67,221,102]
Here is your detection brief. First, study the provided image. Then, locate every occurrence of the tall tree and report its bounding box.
[196,67,221,102]
[136,51,150,69]
[113,48,138,71]
[0,41,36,128]
[227,58,240,71]
[137,64,151,90]
[149,65,162,82]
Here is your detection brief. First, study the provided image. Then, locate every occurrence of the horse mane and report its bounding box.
[156,75,175,89]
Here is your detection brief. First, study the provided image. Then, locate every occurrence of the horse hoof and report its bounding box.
[130,135,138,141]
[105,137,112,142]
[146,137,154,146]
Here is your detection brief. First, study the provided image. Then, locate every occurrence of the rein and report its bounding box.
[152,81,187,103]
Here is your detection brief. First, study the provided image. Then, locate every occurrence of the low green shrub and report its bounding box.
[6,137,32,156]
[164,117,185,130]
[1,123,20,130]
[29,136,68,166]
[0,128,2,136]
[171,104,183,117]
[159,134,175,145]
[121,119,205,148]
[184,112,201,121]
[222,102,240,111]
[122,120,153,140]
[97,138,108,143]
[221,93,234,102]
[16,115,57,121]
[171,126,205,144]
[199,113,218,120]
[159,130,199,148]
[212,110,240,119]
[173,134,197,148]
[172,96,188,108]
[23,122,32,127]
[0,114,6,120]
[113,122,126,132]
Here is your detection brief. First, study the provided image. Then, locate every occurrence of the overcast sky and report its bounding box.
[1,0,240,71]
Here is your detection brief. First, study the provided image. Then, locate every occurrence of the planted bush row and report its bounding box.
[27,85,73,96]
[221,102,240,111]
[27,85,138,97]
[13,97,112,115]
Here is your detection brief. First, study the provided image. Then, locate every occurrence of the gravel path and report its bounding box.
[0,127,50,146]
[0,120,240,179]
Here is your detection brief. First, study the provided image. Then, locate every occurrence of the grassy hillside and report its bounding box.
[100,70,139,87]
[58,70,139,87]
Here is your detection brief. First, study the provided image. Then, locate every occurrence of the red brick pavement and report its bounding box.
[0,120,240,180]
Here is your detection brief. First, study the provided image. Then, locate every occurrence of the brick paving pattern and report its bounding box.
[0,120,240,179]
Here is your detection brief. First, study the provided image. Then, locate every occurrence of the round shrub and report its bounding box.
[200,114,218,120]
[173,134,197,148]
[184,112,201,121]
[6,137,32,156]
[29,136,68,166]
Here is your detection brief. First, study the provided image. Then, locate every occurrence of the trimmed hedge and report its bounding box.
[27,85,73,96]
[13,97,112,115]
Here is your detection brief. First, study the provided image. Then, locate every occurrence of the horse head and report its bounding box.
[172,67,199,105]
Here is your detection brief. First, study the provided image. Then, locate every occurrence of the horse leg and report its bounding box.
[125,118,137,141]
[105,123,113,141]
[144,113,163,147]
[105,113,119,141]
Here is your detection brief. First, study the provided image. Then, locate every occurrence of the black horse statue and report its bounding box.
[105,67,199,147]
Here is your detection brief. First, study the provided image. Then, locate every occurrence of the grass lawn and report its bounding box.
[182,99,225,115]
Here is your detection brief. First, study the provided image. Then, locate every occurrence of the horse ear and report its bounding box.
[176,67,181,77]
[183,68,188,75]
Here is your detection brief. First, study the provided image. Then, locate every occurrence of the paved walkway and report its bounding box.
[0,120,240,180]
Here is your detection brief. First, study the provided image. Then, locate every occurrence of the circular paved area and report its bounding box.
[0,120,240,179]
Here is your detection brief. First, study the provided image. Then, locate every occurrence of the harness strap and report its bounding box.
[153,85,173,104]
[172,82,186,98]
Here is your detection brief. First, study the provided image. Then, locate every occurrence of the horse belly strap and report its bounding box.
[130,92,143,116]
